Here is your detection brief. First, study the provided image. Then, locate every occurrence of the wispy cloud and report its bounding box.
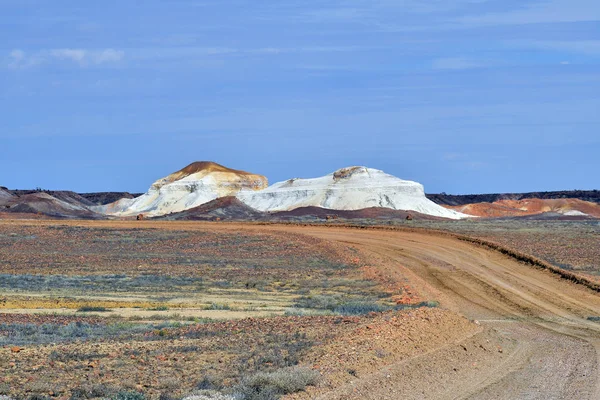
[127,45,376,63]
[8,49,36,68]
[511,40,600,56]
[442,152,464,161]
[431,57,485,70]
[457,0,600,27]
[6,48,124,69]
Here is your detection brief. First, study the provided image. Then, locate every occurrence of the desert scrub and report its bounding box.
[233,366,320,400]
[148,305,170,311]
[68,383,121,400]
[49,350,108,362]
[184,392,234,400]
[0,273,206,293]
[293,295,390,315]
[77,306,110,312]
[292,295,438,315]
[333,301,388,315]
[207,303,231,310]
[113,391,145,400]
[0,321,182,345]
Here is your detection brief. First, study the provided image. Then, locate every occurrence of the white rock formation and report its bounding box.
[96,162,268,217]
[236,166,469,219]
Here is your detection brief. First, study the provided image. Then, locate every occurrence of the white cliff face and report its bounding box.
[96,162,268,217]
[236,166,469,219]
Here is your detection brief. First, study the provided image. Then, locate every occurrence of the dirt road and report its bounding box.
[273,225,600,400]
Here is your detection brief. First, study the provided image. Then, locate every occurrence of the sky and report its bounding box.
[1,0,599,194]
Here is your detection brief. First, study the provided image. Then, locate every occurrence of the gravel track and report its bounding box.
[276,226,600,399]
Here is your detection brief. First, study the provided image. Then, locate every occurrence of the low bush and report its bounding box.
[294,295,397,315]
[293,295,341,311]
[333,301,387,315]
[69,383,119,400]
[196,375,223,391]
[208,303,231,310]
[77,306,110,312]
[112,391,145,400]
[233,366,320,400]
[148,305,170,311]
[49,350,108,362]
[183,392,234,400]
[0,320,183,345]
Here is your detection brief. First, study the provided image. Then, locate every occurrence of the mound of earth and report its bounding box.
[96,162,268,217]
[237,166,469,220]
[157,196,266,221]
[270,206,446,221]
[1,192,104,219]
[0,187,14,205]
[447,198,600,218]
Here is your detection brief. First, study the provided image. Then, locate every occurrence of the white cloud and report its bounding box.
[7,49,44,69]
[516,40,600,56]
[50,49,87,63]
[6,48,124,69]
[458,0,600,27]
[431,57,484,70]
[442,152,464,161]
[8,49,25,68]
[94,49,125,63]
[50,48,125,65]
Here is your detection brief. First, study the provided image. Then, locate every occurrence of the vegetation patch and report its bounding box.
[77,306,110,312]
[233,366,320,400]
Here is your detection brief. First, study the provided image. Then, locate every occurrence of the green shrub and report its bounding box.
[233,366,320,400]
[149,305,170,311]
[69,383,119,400]
[293,295,341,310]
[196,375,223,391]
[77,306,110,312]
[209,303,231,310]
[334,301,387,315]
[112,391,145,400]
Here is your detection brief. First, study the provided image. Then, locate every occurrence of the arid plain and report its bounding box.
[1,218,599,399]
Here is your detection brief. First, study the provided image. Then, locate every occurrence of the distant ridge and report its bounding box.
[427,190,600,206]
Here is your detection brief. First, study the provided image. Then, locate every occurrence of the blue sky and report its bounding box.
[1,0,599,194]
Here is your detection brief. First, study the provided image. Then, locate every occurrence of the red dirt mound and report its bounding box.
[156,196,265,220]
[271,206,447,221]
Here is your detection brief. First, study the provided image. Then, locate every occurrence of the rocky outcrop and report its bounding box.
[97,162,268,217]
[236,166,469,219]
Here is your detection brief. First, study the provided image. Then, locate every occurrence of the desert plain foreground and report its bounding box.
[1,219,600,399]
